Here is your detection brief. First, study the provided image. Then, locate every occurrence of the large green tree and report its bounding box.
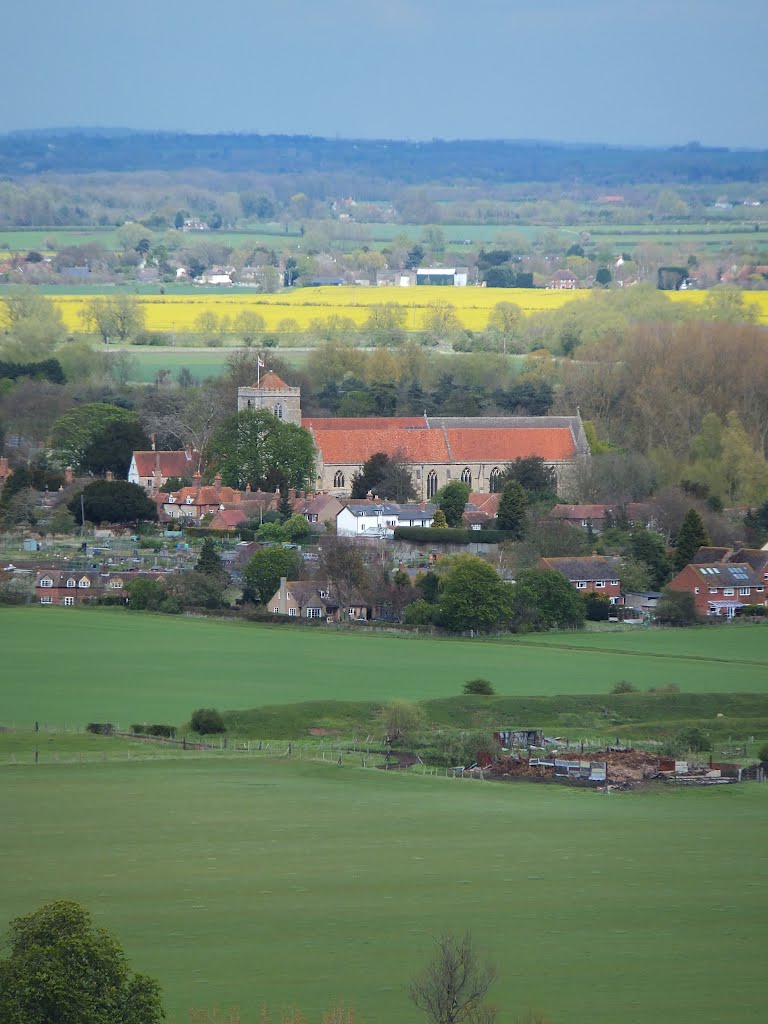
[496,479,528,538]
[242,546,303,604]
[498,456,557,498]
[0,900,164,1024]
[627,528,673,590]
[673,509,709,571]
[52,403,139,471]
[69,481,158,526]
[208,408,315,491]
[512,568,586,631]
[80,296,146,343]
[81,418,149,478]
[437,554,513,633]
[0,290,67,361]
[438,480,471,528]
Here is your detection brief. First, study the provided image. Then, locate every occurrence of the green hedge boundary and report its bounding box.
[394,527,510,545]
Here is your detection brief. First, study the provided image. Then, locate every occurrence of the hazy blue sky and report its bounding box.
[5,0,764,147]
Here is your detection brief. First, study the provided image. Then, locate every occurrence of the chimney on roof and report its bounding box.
[245,483,252,493]
[65,466,74,484]
[214,472,222,494]
[105,470,114,482]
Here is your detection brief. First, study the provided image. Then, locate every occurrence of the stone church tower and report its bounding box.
[237,370,302,426]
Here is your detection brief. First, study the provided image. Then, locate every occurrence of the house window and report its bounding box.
[306,607,322,618]
[288,607,297,617]
[109,580,123,589]
[66,579,76,588]
[460,467,472,486]
[694,587,700,594]
[723,588,735,596]
[40,596,52,605]
[757,587,764,593]
[333,471,345,488]
[39,578,53,588]
[426,470,438,498]
[349,607,356,617]
[575,581,587,589]
[319,590,328,598]
[739,587,750,596]
[310,514,318,523]
[271,607,278,614]
[595,581,605,588]
[709,588,718,595]
[63,596,75,606]
[274,402,283,419]
[78,578,90,588]
[610,580,619,586]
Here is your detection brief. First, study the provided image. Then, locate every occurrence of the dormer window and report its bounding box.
[66,579,76,588]
[39,578,53,588]
[185,496,193,504]
[319,590,328,599]
[78,578,91,588]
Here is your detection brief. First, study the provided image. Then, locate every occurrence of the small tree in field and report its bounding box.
[379,699,425,745]
[463,678,495,695]
[190,708,226,734]
[409,931,497,1024]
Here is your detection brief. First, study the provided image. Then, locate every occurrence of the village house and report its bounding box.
[295,493,344,528]
[538,555,623,604]
[160,473,240,523]
[548,503,657,533]
[128,446,202,492]
[547,269,580,290]
[34,569,167,606]
[667,562,766,618]
[265,577,371,621]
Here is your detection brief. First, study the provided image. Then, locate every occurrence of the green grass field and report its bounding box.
[2,757,766,1024]
[2,609,768,728]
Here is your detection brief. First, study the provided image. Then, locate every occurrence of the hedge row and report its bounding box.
[393,527,510,545]
[184,526,255,541]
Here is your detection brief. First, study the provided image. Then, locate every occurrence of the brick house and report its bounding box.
[265,576,371,621]
[34,570,163,606]
[538,556,623,604]
[667,562,766,617]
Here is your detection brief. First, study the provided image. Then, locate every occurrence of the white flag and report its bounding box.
[257,356,265,368]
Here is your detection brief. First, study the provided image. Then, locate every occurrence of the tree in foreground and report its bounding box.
[69,480,158,526]
[438,480,471,528]
[379,699,425,745]
[672,508,709,571]
[496,479,528,538]
[241,546,303,604]
[0,899,164,1024]
[463,678,495,695]
[654,587,700,626]
[512,568,586,631]
[438,555,513,633]
[409,931,497,1024]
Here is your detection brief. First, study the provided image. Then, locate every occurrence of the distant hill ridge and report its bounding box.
[1,131,767,184]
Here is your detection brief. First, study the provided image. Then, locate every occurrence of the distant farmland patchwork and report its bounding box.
[47,286,768,335]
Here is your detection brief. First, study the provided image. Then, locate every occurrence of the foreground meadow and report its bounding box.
[2,609,768,727]
[2,757,766,1024]
[48,285,768,334]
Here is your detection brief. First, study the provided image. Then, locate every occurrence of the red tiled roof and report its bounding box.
[446,428,576,462]
[303,417,424,430]
[209,509,250,529]
[167,485,241,505]
[132,450,200,478]
[253,370,288,390]
[468,492,500,515]
[315,427,450,465]
[550,504,611,520]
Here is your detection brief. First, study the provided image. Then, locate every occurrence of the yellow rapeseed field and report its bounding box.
[41,286,768,334]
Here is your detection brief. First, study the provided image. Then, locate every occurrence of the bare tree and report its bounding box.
[409,931,497,1024]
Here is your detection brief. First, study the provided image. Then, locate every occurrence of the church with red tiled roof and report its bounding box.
[237,373,589,500]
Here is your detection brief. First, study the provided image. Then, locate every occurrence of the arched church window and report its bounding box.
[333,471,345,488]
[426,470,438,498]
[274,402,283,419]
[460,468,472,486]
[489,467,501,492]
